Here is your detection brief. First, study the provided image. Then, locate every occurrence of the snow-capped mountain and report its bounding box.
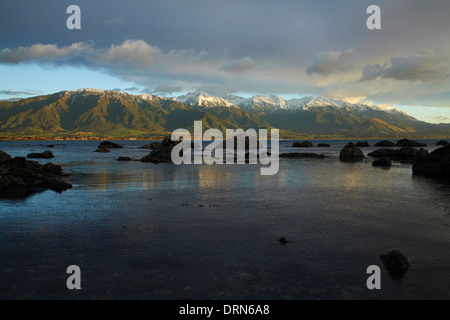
[174,91,237,108]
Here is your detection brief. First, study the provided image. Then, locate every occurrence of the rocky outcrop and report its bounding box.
[356,141,370,147]
[339,142,364,162]
[95,146,110,153]
[412,146,450,179]
[141,136,181,163]
[0,151,72,196]
[374,140,396,147]
[396,138,426,147]
[117,157,132,161]
[380,250,410,279]
[372,158,392,167]
[98,141,124,149]
[27,150,54,159]
[437,140,449,147]
[280,153,325,159]
[138,142,162,149]
[368,147,428,161]
[317,143,330,147]
[293,140,314,148]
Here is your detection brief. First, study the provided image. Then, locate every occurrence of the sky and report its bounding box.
[0,0,450,123]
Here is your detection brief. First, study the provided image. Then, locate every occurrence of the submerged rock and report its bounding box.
[372,158,392,167]
[368,147,428,161]
[356,141,370,147]
[380,250,410,279]
[141,136,181,163]
[339,142,364,162]
[95,145,110,153]
[280,152,324,158]
[396,138,426,147]
[138,142,161,149]
[374,140,396,147]
[279,237,290,244]
[317,143,330,147]
[98,141,124,149]
[412,146,450,179]
[47,144,55,148]
[0,151,72,196]
[293,140,314,148]
[117,157,132,161]
[27,150,54,159]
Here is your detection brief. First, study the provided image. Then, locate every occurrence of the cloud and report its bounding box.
[0,89,39,96]
[101,40,159,68]
[434,115,450,121]
[306,50,354,76]
[0,42,91,64]
[361,52,449,83]
[219,57,255,72]
[105,17,125,26]
[147,85,183,95]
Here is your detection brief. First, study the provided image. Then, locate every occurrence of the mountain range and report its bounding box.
[0,88,449,139]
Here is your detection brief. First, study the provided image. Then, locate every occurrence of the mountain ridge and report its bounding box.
[0,88,449,139]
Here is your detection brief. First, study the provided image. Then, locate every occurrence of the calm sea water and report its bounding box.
[0,139,449,299]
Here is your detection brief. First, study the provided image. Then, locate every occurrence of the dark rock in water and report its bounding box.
[141,136,181,163]
[293,140,314,148]
[372,158,392,167]
[317,143,330,147]
[280,152,324,159]
[339,142,364,162]
[138,141,161,149]
[95,145,110,153]
[380,250,410,279]
[396,138,426,147]
[27,150,54,159]
[279,237,290,244]
[0,150,12,163]
[0,151,72,196]
[412,146,450,179]
[117,157,132,161]
[47,144,55,148]
[368,147,428,161]
[437,140,449,147]
[356,141,370,147]
[99,141,124,149]
[375,140,396,147]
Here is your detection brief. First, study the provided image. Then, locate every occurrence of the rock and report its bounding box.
[372,158,392,167]
[374,140,396,147]
[95,145,110,153]
[0,150,12,163]
[437,140,449,147]
[279,237,290,244]
[141,136,181,163]
[138,142,161,149]
[27,150,54,159]
[412,146,450,179]
[98,141,124,149]
[293,140,314,148]
[339,142,364,162]
[368,147,428,161]
[380,250,410,279]
[280,153,324,159]
[117,157,131,161]
[317,143,330,147]
[46,144,55,148]
[396,138,426,147]
[356,141,370,147]
[0,151,72,196]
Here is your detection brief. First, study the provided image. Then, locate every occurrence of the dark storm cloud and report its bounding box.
[306,50,354,76]
[361,52,449,83]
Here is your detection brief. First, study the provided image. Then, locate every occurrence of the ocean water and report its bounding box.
[0,139,449,299]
